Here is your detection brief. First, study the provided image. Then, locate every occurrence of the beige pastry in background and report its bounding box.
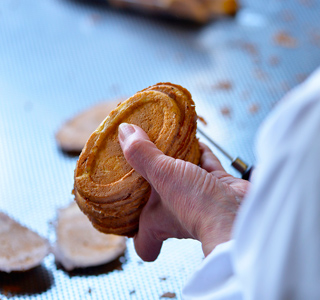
[52,202,126,271]
[55,100,120,153]
[108,0,238,23]
[0,212,49,273]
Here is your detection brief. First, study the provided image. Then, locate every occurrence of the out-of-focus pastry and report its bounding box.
[74,83,200,237]
[55,100,120,154]
[52,202,126,271]
[108,0,238,23]
[0,212,49,273]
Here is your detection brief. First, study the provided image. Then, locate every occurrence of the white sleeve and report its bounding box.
[183,67,320,300]
[233,67,320,299]
[182,240,242,300]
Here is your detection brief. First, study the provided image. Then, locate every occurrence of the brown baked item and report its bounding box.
[0,212,49,273]
[74,83,200,237]
[108,0,238,23]
[55,100,120,153]
[52,202,126,271]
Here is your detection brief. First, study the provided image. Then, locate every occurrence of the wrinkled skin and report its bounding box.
[119,123,250,261]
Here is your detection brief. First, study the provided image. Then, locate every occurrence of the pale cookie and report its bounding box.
[55,100,120,153]
[52,202,126,271]
[0,212,49,273]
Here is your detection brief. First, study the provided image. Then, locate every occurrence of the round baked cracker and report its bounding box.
[74,83,200,237]
[55,100,121,153]
[52,202,126,271]
[0,212,49,273]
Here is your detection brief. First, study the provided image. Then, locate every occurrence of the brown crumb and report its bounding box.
[234,41,261,64]
[273,31,298,48]
[160,292,177,298]
[298,0,314,6]
[89,13,103,24]
[220,106,231,117]
[281,81,291,92]
[213,81,233,91]
[88,288,92,294]
[116,265,123,271]
[268,55,280,66]
[296,73,308,83]
[281,10,295,22]
[160,277,167,281]
[238,41,259,56]
[254,69,268,80]
[198,116,207,126]
[248,103,259,114]
[310,30,320,47]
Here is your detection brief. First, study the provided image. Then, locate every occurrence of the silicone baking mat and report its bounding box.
[1,0,320,299]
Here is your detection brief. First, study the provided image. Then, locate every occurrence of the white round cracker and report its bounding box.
[0,212,49,273]
[55,100,121,153]
[52,202,127,271]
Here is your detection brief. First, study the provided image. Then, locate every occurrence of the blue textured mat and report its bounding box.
[1,0,320,298]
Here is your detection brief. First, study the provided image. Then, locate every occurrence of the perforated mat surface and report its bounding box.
[1,0,320,299]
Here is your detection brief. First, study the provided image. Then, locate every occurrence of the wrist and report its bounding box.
[196,212,236,257]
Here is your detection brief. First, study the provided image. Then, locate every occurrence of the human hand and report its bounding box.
[118,123,250,261]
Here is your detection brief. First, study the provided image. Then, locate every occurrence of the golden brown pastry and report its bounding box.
[108,0,238,23]
[74,83,200,237]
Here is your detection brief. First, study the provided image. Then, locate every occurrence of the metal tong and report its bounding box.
[198,128,253,181]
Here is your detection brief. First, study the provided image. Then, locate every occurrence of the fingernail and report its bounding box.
[119,123,135,142]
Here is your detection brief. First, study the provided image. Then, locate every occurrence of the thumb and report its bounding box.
[118,123,173,187]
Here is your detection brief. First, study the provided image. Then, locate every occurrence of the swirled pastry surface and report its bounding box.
[74,83,200,237]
